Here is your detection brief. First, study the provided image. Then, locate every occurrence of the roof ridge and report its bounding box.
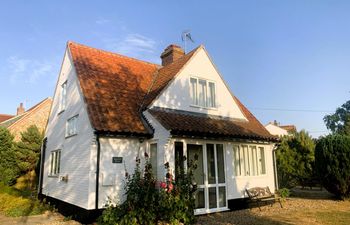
[67,41,160,67]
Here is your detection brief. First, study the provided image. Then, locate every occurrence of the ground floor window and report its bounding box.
[50,150,61,176]
[233,145,266,176]
[150,143,157,177]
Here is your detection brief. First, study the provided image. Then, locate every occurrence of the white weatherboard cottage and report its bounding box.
[39,42,278,216]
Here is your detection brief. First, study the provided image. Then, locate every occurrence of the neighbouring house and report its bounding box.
[39,41,278,216]
[0,98,52,141]
[265,120,297,137]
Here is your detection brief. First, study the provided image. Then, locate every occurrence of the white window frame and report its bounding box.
[149,142,158,178]
[49,150,61,176]
[66,115,78,137]
[189,77,217,109]
[59,81,67,113]
[233,144,267,177]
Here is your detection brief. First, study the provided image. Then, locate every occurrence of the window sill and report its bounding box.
[190,104,218,111]
[65,133,77,139]
[58,110,65,115]
[48,175,59,178]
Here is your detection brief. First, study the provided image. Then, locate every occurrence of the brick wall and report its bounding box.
[9,99,52,141]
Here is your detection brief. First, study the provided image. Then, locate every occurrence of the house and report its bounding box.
[39,41,278,216]
[265,120,297,137]
[0,98,52,141]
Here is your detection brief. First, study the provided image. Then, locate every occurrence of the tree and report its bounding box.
[324,100,350,135]
[276,130,315,188]
[16,125,44,174]
[0,127,19,185]
[315,134,350,199]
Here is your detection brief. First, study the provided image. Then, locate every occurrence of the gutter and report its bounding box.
[38,137,47,196]
[272,144,279,190]
[95,134,101,210]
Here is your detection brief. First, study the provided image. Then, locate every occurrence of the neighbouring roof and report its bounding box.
[279,125,297,133]
[68,42,196,135]
[148,97,277,142]
[0,98,52,128]
[0,114,14,123]
[68,42,275,141]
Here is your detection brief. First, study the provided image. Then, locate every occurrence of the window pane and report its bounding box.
[198,79,207,107]
[150,143,157,177]
[187,144,204,185]
[209,187,217,209]
[259,147,266,174]
[250,146,257,176]
[233,146,241,176]
[242,145,249,176]
[195,188,205,209]
[219,187,226,207]
[50,152,54,174]
[207,144,216,184]
[208,82,216,107]
[190,78,197,105]
[61,82,67,110]
[175,142,184,181]
[57,151,61,174]
[216,144,225,183]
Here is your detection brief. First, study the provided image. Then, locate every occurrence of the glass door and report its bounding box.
[187,143,227,213]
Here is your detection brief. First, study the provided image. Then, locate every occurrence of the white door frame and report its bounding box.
[173,138,229,215]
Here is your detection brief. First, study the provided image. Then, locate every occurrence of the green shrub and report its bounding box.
[98,153,197,225]
[315,134,350,199]
[277,188,290,198]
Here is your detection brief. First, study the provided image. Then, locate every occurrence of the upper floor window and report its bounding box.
[49,150,61,176]
[59,81,67,112]
[66,115,78,137]
[150,143,158,177]
[190,77,216,108]
[233,145,266,177]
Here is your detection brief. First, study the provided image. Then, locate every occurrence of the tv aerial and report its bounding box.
[181,30,194,53]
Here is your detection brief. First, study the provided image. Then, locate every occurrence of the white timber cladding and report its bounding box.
[150,47,247,120]
[98,138,147,208]
[42,49,96,209]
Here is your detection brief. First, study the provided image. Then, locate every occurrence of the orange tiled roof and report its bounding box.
[148,96,277,142]
[279,125,297,133]
[68,42,195,135]
[68,42,275,141]
[0,114,14,123]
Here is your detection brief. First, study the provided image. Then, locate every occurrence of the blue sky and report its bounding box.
[1,1,349,137]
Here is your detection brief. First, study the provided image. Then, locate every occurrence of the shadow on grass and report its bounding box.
[196,209,289,225]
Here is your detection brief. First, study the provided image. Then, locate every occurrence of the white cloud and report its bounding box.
[102,33,160,63]
[7,56,54,84]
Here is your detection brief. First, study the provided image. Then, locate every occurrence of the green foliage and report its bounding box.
[315,134,350,199]
[276,188,290,198]
[0,127,19,185]
[16,125,44,174]
[99,153,197,225]
[0,182,50,217]
[276,130,315,188]
[324,100,350,135]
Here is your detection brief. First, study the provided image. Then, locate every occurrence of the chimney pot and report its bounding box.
[160,44,185,66]
[17,103,25,115]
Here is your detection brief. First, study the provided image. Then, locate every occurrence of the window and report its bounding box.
[150,143,157,177]
[233,145,266,176]
[59,81,67,112]
[66,115,78,137]
[50,150,61,176]
[189,77,216,108]
[175,142,184,181]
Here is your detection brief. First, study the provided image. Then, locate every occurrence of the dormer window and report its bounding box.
[190,77,216,108]
[59,81,67,112]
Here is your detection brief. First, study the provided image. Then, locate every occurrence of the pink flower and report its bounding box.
[167,183,174,193]
[160,182,167,189]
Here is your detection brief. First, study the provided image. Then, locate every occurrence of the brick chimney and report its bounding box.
[160,44,185,66]
[17,103,25,115]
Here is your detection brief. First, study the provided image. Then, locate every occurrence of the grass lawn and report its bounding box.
[0,182,50,217]
[196,196,350,225]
